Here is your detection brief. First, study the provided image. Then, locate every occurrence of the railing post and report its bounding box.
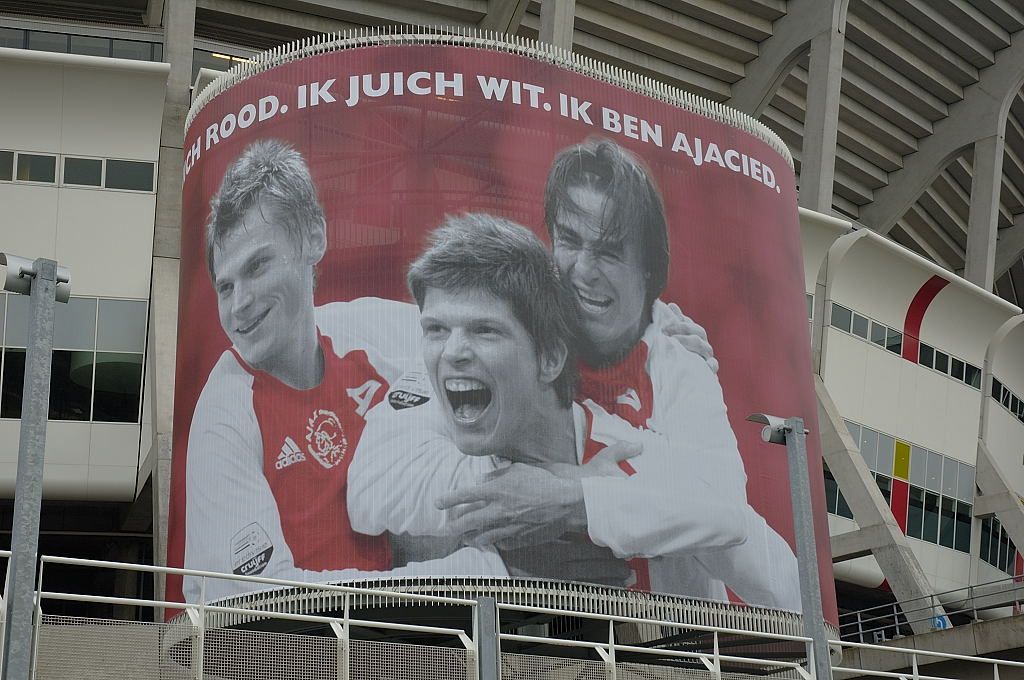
[712,631,721,680]
[474,597,499,680]
[28,561,43,680]
[856,611,864,644]
[341,593,350,680]
[195,577,206,680]
[606,620,616,680]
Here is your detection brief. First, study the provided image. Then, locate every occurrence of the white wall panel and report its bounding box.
[60,66,166,161]
[919,284,1018,368]
[40,462,88,498]
[799,208,852,293]
[43,421,91,465]
[0,185,59,259]
[55,189,155,298]
[87,464,137,501]
[858,344,904,437]
[821,329,869,423]
[0,421,20,464]
[0,54,63,152]
[89,423,141,466]
[986,409,1024,494]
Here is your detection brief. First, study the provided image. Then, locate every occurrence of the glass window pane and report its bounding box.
[92,352,143,422]
[939,496,956,549]
[824,468,838,514]
[992,377,1003,400]
[4,294,29,347]
[919,343,934,368]
[934,351,949,374]
[69,35,110,57]
[97,299,148,352]
[923,491,940,543]
[965,364,982,389]
[0,150,13,181]
[886,328,903,355]
[876,474,892,505]
[892,438,909,479]
[980,518,991,565]
[910,445,928,487]
[954,458,970,501]
[53,297,96,350]
[870,321,887,346]
[63,157,102,186]
[0,28,25,48]
[16,154,56,183]
[907,486,925,540]
[845,420,861,443]
[926,451,943,492]
[951,358,965,382]
[837,488,853,520]
[49,350,93,420]
[153,43,163,61]
[999,529,1011,572]
[27,31,68,53]
[830,303,852,332]
[859,427,879,470]
[105,160,153,191]
[1002,389,1011,409]
[852,313,869,339]
[1,348,25,418]
[111,39,151,61]
[806,293,813,319]
[991,519,1002,565]
[954,502,972,553]
[942,457,958,497]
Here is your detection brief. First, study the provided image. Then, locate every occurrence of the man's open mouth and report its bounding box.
[575,288,613,313]
[444,378,492,423]
[237,308,270,335]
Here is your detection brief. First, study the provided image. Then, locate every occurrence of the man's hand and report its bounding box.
[436,464,586,549]
[501,538,631,586]
[662,302,718,374]
[542,441,641,481]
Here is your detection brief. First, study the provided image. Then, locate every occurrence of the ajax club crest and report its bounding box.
[305,409,348,469]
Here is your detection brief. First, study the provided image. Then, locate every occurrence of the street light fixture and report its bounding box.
[747,413,833,680]
[0,254,70,680]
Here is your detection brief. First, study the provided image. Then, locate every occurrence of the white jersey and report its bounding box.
[183,299,503,604]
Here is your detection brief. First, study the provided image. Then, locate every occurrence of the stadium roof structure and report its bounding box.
[6,0,1024,306]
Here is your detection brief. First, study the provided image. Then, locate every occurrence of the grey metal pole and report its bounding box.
[2,259,59,680]
[783,416,833,680]
[474,597,500,680]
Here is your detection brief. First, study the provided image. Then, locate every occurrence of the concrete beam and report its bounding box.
[479,0,530,33]
[964,134,1006,289]
[198,0,471,30]
[831,523,903,562]
[539,0,576,50]
[727,0,848,117]
[797,0,849,212]
[816,377,944,634]
[144,0,165,28]
[995,221,1024,278]
[974,441,1024,567]
[860,28,1024,235]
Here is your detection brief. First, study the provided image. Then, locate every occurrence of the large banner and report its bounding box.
[169,36,836,622]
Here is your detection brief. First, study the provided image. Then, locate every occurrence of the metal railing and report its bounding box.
[838,573,1024,643]
[1,554,1022,680]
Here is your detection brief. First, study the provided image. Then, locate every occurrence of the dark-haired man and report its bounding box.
[183,139,503,603]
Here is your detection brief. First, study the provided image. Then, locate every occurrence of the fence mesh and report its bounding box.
[350,639,470,680]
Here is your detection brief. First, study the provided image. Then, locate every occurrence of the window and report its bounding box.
[876,432,894,475]
[954,502,971,553]
[992,377,1003,400]
[939,496,956,549]
[934,350,949,374]
[925,450,943,492]
[824,467,839,515]
[92,352,143,422]
[859,427,878,470]
[16,153,56,183]
[806,293,814,319]
[951,358,965,382]
[875,474,892,506]
[112,39,152,61]
[49,350,93,420]
[27,31,68,53]
[886,328,902,355]
[919,343,934,369]
[830,303,852,332]
[852,312,869,339]
[923,491,940,543]
[63,157,103,187]
[836,487,853,520]
[870,321,887,346]
[0,349,25,418]
[69,35,110,57]
[965,363,982,389]
[105,160,154,191]
[907,486,924,540]
[0,27,25,48]
[980,518,992,565]
[0,150,12,181]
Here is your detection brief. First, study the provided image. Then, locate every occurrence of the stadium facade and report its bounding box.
[0,0,1023,674]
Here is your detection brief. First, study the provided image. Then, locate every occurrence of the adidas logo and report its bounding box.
[275,437,306,470]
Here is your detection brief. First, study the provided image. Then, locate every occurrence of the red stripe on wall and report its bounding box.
[890,479,910,533]
[901,275,950,362]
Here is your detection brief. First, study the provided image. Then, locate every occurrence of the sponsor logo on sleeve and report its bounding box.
[231,523,274,576]
[388,371,432,409]
[616,388,642,412]
[306,408,348,468]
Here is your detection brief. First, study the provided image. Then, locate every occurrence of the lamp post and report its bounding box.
[747,413,833,680]
[0,254,70,680]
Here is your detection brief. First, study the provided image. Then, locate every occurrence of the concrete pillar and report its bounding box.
[816,378,945,635]
[798,24,845,212]
[539,0,576,51]
[964,134,1006,290]
[149,0,194,605]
